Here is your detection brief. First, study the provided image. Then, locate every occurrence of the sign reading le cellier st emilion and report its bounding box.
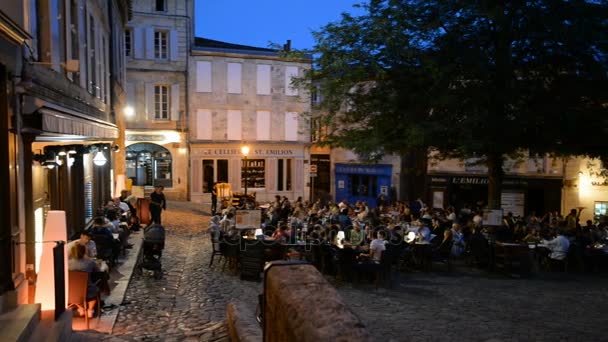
[197,148,300,157]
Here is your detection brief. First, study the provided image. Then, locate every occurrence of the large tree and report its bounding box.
[307,0,608,208]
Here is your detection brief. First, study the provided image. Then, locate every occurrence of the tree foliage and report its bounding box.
[307,0,608,206]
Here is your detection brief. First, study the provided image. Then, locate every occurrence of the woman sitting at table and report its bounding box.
[271,225,291,243]
[68,243,101,318]
[349,224,365,246]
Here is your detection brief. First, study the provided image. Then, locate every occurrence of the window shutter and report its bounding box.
[227,110,242,140]
[126,82,135,115]
[145,83,155,120]
[145,27,155,59]
[256,111,270,140]
[256,65,271,95]
[171,83,179,121]
[285,112,298,141]
[285,66,299,96]
[196,109,212,140]
[169,30,178,61]
[227,63,242,94]
[196,61,212,92]
[133,27,144,59]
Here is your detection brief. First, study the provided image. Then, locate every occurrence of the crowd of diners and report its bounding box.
[211,196,608,274]
[66,189,139,318]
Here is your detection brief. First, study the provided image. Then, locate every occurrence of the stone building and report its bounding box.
[124,0,193,200]
[0,0,131,335]
[188,38,312,204]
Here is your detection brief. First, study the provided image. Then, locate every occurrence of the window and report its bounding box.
[125,28,132,57]
[227,63,242,94]
[285,112,298,141]
[196,61,212,92]
[126,143,173,188]
[203,159,228,193]
[277,159,293,191]
[69,0,79,82]
[154,85,170,120]
[257,64,271,95]
[227,110,242,140]
[154,31,168,60]
[349,175,378,197]
[88,15,96,95]
[196,109,212,139]
[256,110,270,140]
[595,202,608,220]
[155,0,166,11]
[285,66,298,96]
[243,159,265,189]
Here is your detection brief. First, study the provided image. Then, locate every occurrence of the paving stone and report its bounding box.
[71,200,608,342]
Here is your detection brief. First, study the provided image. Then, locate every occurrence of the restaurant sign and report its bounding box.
[195,147,302,157]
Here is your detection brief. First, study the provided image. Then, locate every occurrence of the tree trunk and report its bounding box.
[399,149,428,203]
[486,153,504,209]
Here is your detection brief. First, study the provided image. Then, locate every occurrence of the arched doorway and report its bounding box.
[126,143,173,188]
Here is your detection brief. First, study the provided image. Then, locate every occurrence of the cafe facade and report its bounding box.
[190,144,310,203]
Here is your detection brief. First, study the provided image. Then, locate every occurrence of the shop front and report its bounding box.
[190,144,309,204]
[427,174,562,216]
[334,164,392,207]
[125,131,188,201]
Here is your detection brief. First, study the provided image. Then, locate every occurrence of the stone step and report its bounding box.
[0,304,41,342]
[27,309,73,342]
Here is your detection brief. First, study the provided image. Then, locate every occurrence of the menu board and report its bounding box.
[235,210,260,229]
[501,192,525,217]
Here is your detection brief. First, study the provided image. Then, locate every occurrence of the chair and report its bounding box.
[221,237,240,272]
[91,234,118,267]
[209,232,223,267]
[433,240,454,272]
[68,271,100,329]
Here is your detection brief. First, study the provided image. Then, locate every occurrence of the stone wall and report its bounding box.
[264,263,370,342]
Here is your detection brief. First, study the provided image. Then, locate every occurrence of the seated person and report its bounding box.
[359,230,386,263]
[89,216,114,241]
[522,227,541,243]
[68,244,101,318]
[271,225,291,244]
[450,223,466,257]
[348,224,365,246]
[416,219,432,243]
[66,231,97,259]
[541,229,570,261]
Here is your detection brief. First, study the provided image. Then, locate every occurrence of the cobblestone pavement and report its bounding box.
[74,201,608,341]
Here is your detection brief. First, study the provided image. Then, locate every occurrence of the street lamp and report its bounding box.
[241,146,250,197]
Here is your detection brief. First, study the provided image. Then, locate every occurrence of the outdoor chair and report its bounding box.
[68,271,101,329]
[209,232,223,267]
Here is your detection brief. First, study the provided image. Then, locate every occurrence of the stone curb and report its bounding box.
[96,230,144,334]
[226,301,262,342]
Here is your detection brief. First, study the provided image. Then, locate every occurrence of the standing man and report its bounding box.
[211,182,218,215]
[150,185,166,224]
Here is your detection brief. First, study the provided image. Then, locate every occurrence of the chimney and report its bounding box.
[283,39,291,52]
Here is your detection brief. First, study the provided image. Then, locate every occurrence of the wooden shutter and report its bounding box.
[145,27,154,59]
[171,84,179,121]
[169,30,178,61]
[145,83,155,120]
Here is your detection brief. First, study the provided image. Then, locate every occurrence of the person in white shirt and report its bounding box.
[542,230,570,260]
[360,230,387,262]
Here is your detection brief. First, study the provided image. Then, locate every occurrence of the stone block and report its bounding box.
[264,263,370,342]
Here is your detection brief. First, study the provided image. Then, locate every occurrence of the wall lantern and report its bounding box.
[93,151,107,166]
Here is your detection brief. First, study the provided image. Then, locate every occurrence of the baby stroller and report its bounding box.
[137,224,165,279]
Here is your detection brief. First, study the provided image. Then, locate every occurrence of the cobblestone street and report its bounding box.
[74,201,608,341]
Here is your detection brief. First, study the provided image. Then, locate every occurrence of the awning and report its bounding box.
[23,108,118,142]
